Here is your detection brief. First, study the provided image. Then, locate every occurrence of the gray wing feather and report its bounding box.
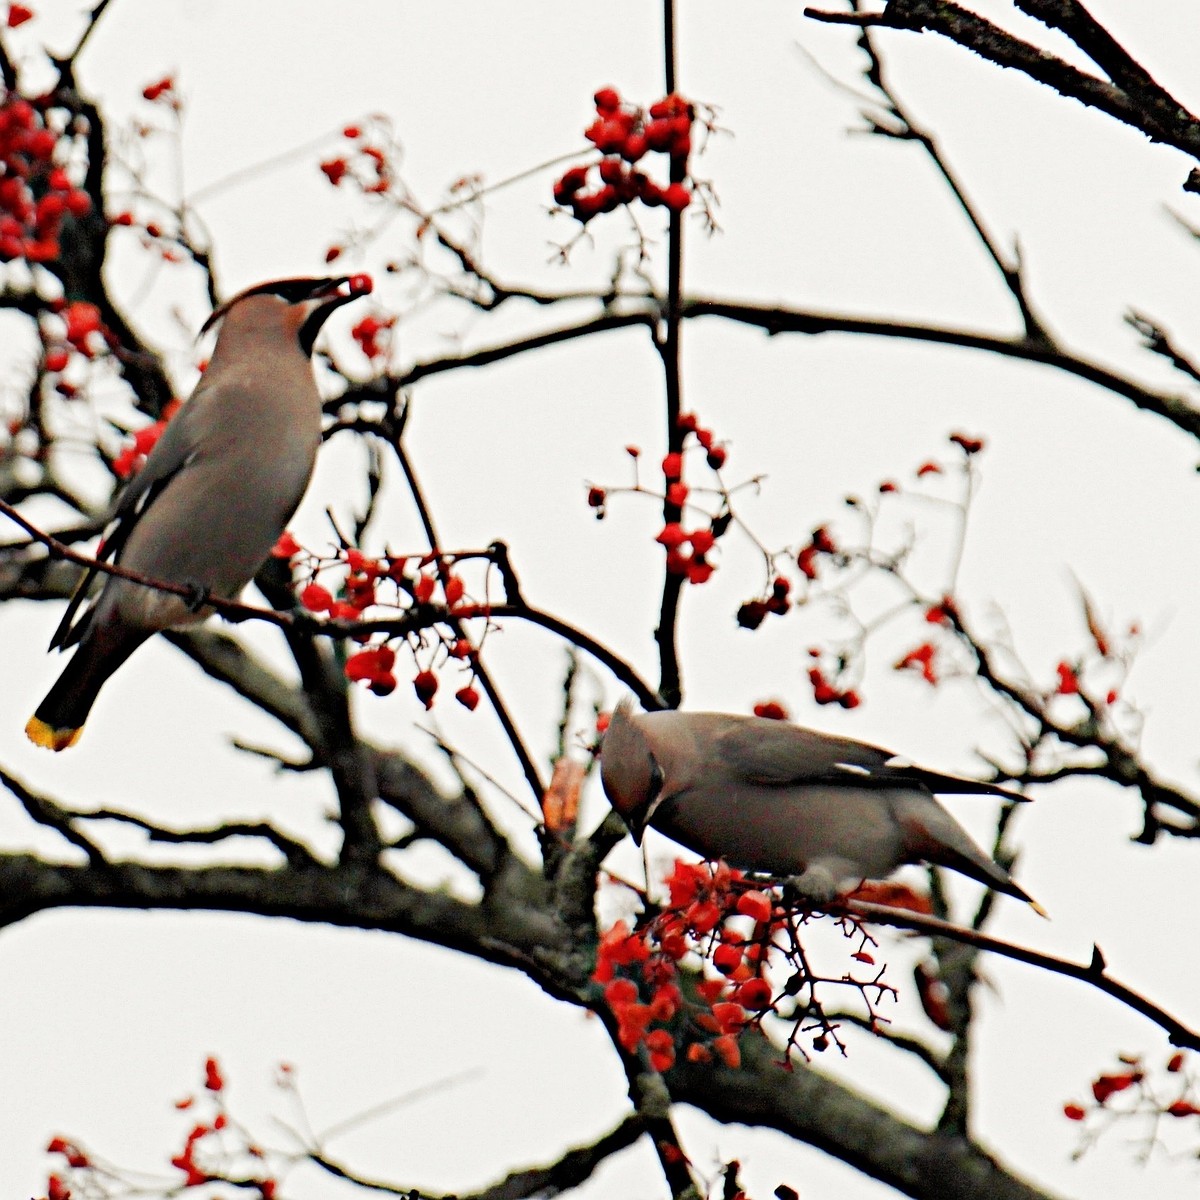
[49,409,199,651]
[712,716,1024,800]
[712,718,894,785]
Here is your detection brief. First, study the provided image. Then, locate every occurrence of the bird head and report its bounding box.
[599,697,664,843]
[200,274,374,355]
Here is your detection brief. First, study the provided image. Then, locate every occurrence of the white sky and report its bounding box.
[3,1,1200,1197]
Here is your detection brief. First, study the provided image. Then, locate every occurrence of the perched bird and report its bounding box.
[26,274,372,751]
[600,700,1044,914]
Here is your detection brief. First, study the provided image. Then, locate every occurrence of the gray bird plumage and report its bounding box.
[600,699,1044,914]
[26,275,371,750]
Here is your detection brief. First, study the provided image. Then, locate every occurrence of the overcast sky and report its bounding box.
[3,2,1200,1198]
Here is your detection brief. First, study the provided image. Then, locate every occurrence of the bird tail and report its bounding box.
[936,844,1048,918]
[25,623,143,751]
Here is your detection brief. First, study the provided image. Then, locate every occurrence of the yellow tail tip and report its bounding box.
[25,716,82,751]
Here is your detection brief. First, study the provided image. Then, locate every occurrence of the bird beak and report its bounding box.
[312,274,373,306]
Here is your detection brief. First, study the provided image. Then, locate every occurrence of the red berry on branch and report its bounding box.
[320,157,348,186]
[413,574,436,604]
[142,75,175,101]
[655,522,687,550]
[949,431,985,455]
[737,600,768,630]
[706,446,727,470]
[204,1056,224,1091]
[413,669,438,709]
[663,182,691,213]
[299,582,333,613]
[737,890,773,922]
[455,685,480,711]
[593,86,622,114]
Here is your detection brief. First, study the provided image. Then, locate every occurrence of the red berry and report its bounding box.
[621,132,648,162]
[688,528,714,554]
[598,157,626,186]
[320,158,348,186]
[271,531,301,559]
[712,943,744,976]
[584,118,627,154]
[7,4,34,27]
[644,118,672,151]
[455,685,480,711]
[587,485,606,508]
[299,582,333,613]
[736,890,772,923]
[43,347,69,373]
[655,522,687,550]
[142,75,174,101]
[413,574,436,604]
[593,86,622,113]
[65,189,91,217]
[204,1056,224,1091]
[949,431,985,455]
[666,482,688,507]
[706,446,727,470]
[413,669,438,709]
[661,451,683,479]
[663,183,690,213]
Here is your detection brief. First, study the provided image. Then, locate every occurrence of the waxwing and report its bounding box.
[600,699,1044,914]
[25,275,372,751]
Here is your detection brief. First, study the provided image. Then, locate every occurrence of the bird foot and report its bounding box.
[181,580,212,613]
[783,867,840,910]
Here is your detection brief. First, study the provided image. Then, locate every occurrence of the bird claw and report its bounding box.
[783,867,840,909]
[182,581,211,613]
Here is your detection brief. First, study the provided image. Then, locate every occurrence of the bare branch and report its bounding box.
[846,901,1200,1051]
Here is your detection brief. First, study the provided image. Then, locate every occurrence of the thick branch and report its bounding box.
[668,1029,1060,1200]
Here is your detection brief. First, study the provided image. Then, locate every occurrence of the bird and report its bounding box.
[25,274,372,751]
[599,699,1044,914]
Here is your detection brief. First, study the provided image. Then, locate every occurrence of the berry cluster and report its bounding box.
[0,93,92,264]
[594,859,890,1070]
[588,410,731,588]
[1064,1051,1200,1134]
[31,299,118,402]
[351,311,396,361]
[735,526,840,643]
[320,124,394,195]
[593,861,757,1072]
[277,537,484,712]
[554,87,696,223]
[319,121,400,263]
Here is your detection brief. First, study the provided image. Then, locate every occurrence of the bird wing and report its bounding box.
[711,716,1026,801]
[711,718,895,786]
[49,412,198,651]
